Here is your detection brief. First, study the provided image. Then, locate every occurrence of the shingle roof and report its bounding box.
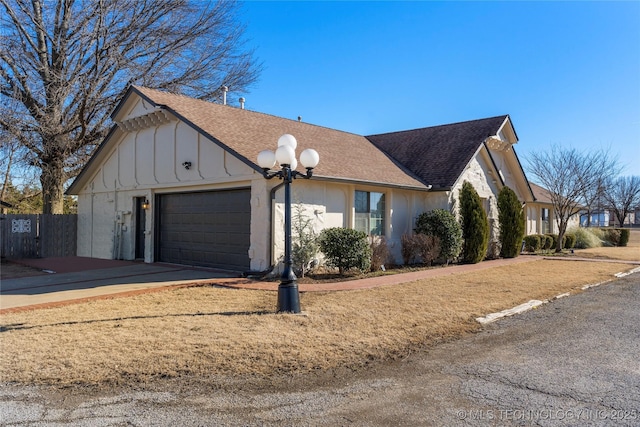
[529,182,552,204]
[132,86,428,190]
[366,115,510,190]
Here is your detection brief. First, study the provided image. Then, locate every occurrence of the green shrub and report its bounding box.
[523,235,541,252]
[601,228,621,246]
[318,228,372,275]
[497,186,525,258]
[618,229,630,247]
[415,209,463,264]
[572,228,601,249]
[459,182,489,264]
[539,234,553,252]
[564,233,576,249]
[545,234,566,252]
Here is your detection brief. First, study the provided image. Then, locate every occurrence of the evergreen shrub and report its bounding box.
[497,186,525,258]
[415,209,463,264]
[523,235,541,252]
[459,181,489,264]
[318,228,371,275]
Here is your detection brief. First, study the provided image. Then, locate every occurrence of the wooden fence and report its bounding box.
[0,214,77,259]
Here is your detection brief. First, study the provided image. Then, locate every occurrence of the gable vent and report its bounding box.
[116,108,172,132]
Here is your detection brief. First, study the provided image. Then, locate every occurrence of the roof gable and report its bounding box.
[366,115,510,190]
[127,86,429,189]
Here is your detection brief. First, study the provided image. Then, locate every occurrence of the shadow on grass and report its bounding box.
[0,310,274,332]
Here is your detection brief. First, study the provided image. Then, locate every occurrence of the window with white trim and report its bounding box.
[355,191,385,236]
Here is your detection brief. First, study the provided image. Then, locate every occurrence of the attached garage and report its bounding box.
[155,188,251,271]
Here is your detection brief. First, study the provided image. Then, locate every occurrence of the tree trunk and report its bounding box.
[40,161,65,214]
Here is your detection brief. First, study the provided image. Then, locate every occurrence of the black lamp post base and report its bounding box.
[277,281,301,313]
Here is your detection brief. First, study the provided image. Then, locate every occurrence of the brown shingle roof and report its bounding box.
[132,86,427,190]
[366,115,510,190]
[529,182,553,204]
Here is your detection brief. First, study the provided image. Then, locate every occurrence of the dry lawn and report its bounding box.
[1,258,635,387]
[572,229,640,261]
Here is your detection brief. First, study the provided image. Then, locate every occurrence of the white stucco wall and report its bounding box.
[266,180,456,267]
[76,101,258,265]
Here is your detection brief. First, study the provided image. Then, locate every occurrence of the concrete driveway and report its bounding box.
[0,257,239,311]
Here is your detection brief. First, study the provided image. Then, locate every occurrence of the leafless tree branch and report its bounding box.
[1,0,262,213]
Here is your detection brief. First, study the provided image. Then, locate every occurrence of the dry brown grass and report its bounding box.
[572,229,640,261]
[1,258,633,387]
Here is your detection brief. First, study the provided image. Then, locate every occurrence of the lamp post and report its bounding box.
[257,134,320,313]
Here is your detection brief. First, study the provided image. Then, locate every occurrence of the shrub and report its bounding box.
[539,234,553,252]
[415,209,463,264]
[401,234,419,265]
[318,227,371,275]
[459,182,490,264]
[545,234,566,252]
[370,236,392,272]
[601,228,621,247]
[572,228,601,249]
[291,203,319,278]
[497,186,525,258]
[523,235,541,252]
[414,234,441,266]
[618,229,630,247]
[564,233,576,249]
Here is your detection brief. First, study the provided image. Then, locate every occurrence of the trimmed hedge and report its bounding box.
[318,227,371,275]
[415,209,463,263]
[618,229,630,247]
[564,233,576,249]
[523,235,541,252]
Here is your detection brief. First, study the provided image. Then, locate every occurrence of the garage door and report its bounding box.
[156,189,251,271]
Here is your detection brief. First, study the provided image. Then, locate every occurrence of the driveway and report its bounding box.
[0,257,239,311]
[1,271,638,426]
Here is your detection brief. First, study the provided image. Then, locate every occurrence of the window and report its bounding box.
[355,191,385,235]
[541,208,550,233]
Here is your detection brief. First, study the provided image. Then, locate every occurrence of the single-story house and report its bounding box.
[527,182,580,235]
[67,86,538,272]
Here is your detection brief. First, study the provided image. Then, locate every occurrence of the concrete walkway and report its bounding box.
[2,255,637,313]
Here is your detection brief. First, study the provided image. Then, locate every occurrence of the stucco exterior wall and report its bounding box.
[266,180,456,267]
[76,109,258,265]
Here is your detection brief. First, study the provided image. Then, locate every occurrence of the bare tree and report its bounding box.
[577,150,621,226]
[527,147,616,252]
[0,0,261,213]
[602,176,640,227]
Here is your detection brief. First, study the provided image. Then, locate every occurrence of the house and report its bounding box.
[527,182,580,235]
[67,86,536,272]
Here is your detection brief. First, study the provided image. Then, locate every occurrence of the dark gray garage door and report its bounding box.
[156,189,251,271]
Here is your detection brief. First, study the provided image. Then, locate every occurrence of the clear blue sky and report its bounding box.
[238,1,640,177]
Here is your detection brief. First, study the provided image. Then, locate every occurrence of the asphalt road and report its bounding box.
[2,272,639,426]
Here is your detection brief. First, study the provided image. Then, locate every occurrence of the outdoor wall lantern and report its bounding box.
[142,199,150,210]
[257,134,320,313]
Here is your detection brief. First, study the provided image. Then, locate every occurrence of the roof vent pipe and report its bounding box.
[239,97,245,109]
[222,86,228,105]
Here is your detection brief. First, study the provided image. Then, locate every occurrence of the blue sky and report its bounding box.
[238,1,640,178]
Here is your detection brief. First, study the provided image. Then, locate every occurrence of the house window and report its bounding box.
[541,208,550,233]
[355,191,385,236]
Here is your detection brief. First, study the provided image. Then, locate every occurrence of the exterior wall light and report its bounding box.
[142,199,150,210]
[257,134,319,313]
